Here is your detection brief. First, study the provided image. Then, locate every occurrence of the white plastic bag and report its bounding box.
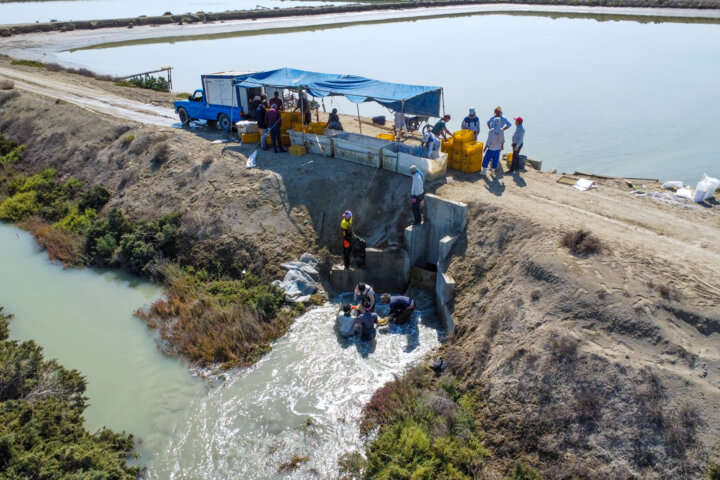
[246,150,257,169]
[662,180,684,190]
[694,173,719,202]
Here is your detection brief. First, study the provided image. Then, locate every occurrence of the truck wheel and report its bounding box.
[217,114,232,132]
[178,107,190,125]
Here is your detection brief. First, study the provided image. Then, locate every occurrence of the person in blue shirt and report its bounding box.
[461,108,480,140]
[380,294,416,325]
[487,106,512,133]
[358,310,379,341]
[507,116,525,175]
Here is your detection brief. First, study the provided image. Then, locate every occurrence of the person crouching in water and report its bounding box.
[354,282,376,312]
[380,294,416,325]
[337,303,360,337]
[358,308,379,341]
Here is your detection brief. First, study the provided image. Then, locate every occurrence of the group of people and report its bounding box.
[418,106,525,176]
[337,282,417,341]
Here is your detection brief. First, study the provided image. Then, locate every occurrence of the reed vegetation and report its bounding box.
[0,307,139,478]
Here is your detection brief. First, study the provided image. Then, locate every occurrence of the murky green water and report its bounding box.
[0,223,442,477]
[53,11,720,182]
[0,0,345,25]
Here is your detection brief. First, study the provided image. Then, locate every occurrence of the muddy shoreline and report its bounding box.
[2,0,720,37]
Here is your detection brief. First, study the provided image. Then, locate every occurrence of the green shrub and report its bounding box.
[0,134,24,165]
[77,185,110,212]
[0,191,40,221]
[0,307,139,478]
[707,462,720,480]
[120,134,135,147]
[117,75,170,92]
[509,462,544,480]
[10,59,45,68]
[55,206,97,234]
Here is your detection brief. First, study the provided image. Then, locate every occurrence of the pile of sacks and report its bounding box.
[272,253,319,303]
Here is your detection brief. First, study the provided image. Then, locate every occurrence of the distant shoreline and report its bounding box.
[1,0,719,36]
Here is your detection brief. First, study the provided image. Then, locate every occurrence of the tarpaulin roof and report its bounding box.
[236,68,442,117]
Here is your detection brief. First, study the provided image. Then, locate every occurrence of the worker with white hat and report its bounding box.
[461,108,480,140]
[421,131,441,159]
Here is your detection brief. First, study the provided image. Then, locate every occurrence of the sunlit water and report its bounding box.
[52,12,720,182]
[0,0,345,25]
[0,223,442,477]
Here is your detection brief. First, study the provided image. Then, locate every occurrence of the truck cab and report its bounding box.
[173,72,262,132]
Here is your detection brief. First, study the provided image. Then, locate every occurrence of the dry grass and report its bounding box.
[278,454,309,472]
[530,289,541,302]
[562,229,602,255]
[20,217,86,267]
[0,79,14,90]
[548,335,578,363]
[151,142,170,165]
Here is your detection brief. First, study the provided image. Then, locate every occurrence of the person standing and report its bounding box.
[380,294,416,325]
[265,104,285,153]
[341,210,366,269]
[431,114,452,141]
[461,108,480,140]
[294,92,312,126]
[358,309,379,341]
[394,111,408,136]
[482,127,504,176]
[255,101,268,150]
[487,106,511,133]
[269,91,283,110]
[508,116,525,175]
[354,282,376,312]
[409,165,424,225]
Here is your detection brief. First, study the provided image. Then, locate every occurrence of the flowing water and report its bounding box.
[47,10,720,183]
[0,0,346,26]
[0,223,442,477]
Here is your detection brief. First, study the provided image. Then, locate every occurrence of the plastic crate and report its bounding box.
[505,152,513,167]
[309,122,326,134]
[452,129,475,144]
[241,133,260,143]
[281,134,291,146]
[460,151,483,173]
[289,145,307,156]
[447,150,460,170]
[376,133,395,141]
[441,138,453,153]
[459,140,482,154]
[281,112,293,125]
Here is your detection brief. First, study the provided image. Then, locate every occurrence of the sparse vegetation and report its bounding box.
[562,229,601,255]
[509,462,544,480]
[0,133,23,165]
[116,75,170,92]
[0,79,13,90]
[120,134,135,147]
[548,335,578,363]
[355,366,489,479]
[0,307,139,479]
[707,462,720,480]
[176,92,191,99]
[11,59,45,68]
[278,454,309,472]
[151,141,170,165]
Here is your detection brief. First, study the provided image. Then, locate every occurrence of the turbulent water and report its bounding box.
[0,223,442,478]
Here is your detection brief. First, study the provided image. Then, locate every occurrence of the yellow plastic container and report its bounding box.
[441,138,453,153]
[452,129,475,144]
[291,111,302,123]
[289,145,307,156]
[448,150,461,171]
[460,151,483,173]
[376,133,395,141]
[281,134,291,147]
[506,152,513,167]
[281,112,294,125]
[241,133,260,143]
[459,140,482,154]
[309,122,326,135]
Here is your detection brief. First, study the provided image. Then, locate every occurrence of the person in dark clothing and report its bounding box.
[269,91,283,110]
[359,311,379,341]
[381,294,416,325]
[327,108,343,131]
[249,96,261,121]
[256,101,268,150]
[294,92,312,126]
[264,104,285,153]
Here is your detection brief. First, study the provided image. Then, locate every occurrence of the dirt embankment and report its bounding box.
[2,60,719,477]
[2,0,720,37]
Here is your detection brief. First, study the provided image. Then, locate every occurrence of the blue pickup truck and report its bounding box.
[174,72,264,131]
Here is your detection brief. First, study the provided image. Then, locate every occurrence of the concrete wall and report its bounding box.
[424,194,468,265]
[329,247,409,294]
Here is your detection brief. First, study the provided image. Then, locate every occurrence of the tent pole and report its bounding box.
[357,104,362,135]
[441,88,446,117]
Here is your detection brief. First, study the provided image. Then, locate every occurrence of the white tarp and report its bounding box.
[272,253,319,303]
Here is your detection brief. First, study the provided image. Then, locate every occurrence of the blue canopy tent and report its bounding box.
[236,67,443,118]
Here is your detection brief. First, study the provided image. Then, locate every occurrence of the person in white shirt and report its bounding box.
[354,283,376,312]
[410,165,425,225]
[421,132,441,159]
[337,304,359,337]
[461,108,480,140]
[394,111,408,136]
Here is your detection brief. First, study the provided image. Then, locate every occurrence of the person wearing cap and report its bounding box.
[487,106,512,133]
[269,91,283,110]
[482,126,504,176]
[421,131,441,159]
[461,108,480,140]
[341,210,366,269]
[326,108,344,131]
[431,114,452,141]
[381,294,416,325]
[410,165,424,225]
[354,282,376,312]
[508,116,525,175]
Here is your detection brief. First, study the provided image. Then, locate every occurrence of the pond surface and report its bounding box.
[0,0,346,25]
[51,11,720,183]
[0,222,441,478]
